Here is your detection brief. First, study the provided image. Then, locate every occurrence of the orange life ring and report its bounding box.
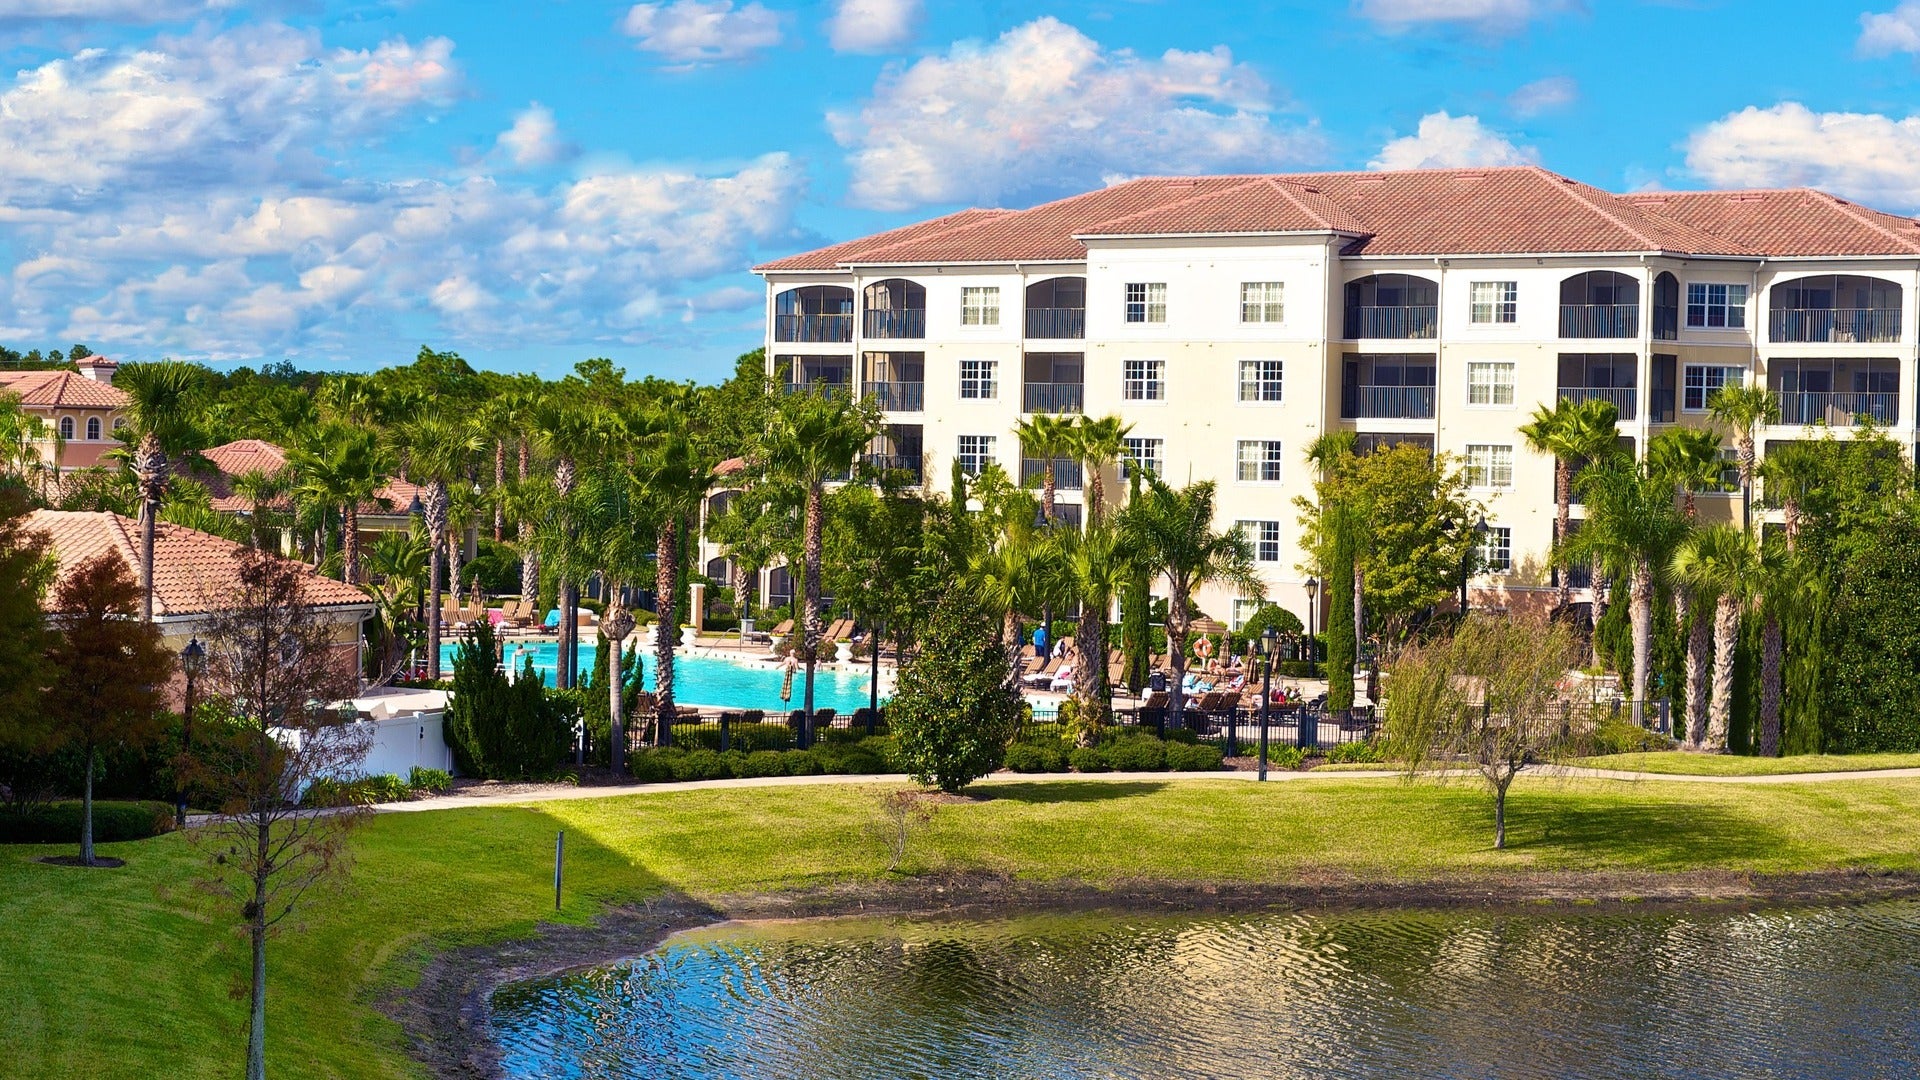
[1195,635,1215,659]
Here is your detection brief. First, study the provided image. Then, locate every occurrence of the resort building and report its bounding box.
[0,358,129,475]
[750,165,1920,628]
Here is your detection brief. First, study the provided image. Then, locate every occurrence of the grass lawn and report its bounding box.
[1577,751,1920,776]
[11,774,1920,1079]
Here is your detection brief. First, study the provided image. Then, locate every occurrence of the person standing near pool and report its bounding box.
[1032,624,1048,656]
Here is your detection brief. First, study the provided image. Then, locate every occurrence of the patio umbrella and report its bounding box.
[1191,617,1228,637]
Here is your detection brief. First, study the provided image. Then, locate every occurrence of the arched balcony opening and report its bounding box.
[1769,275,1902,343]
[774,286,853,343]
[1559,271,1639,338]
[862,279,926,339]
[1652,272,1679,341]
[1024,276,1086,339]
[1343,274,1438,339]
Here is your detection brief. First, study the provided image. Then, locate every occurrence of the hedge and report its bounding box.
[0,800,175,844]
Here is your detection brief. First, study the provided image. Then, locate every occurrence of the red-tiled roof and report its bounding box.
[754,209,1013,271]
[1078,177,1369,238]
[1623,188,1920,257]
[0,370,130,409]
[195,439,417,516]
[27,510,373,618]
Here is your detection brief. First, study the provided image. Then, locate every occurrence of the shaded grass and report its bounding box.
[1578,751,1920,776]
[12,774,1920,1078]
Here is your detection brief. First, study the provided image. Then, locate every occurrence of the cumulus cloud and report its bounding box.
[1685,102,1920,209]
[831,17,1320,211]
[1508,75,1576,117]
[1369,111,1537,170]
[1356,0,1579,30]
[495,103,575,167]
[621,0,782,65]
[826,0,920,53]
[0,0,231,21]
[1860,2,1920,55]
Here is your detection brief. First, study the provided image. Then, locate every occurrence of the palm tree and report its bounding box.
[968,505,1048,647]
[1519,398,1622,614]
[632,407,719,750]
[120,361,203,621]
[288,426,390,582]
[1052,519,1133,742]
[1121,479,1261,726]
[0,393,60,499]
[1564,458,1686,720]
[230,469,288,552]
[365,529,429,681]
[389,414,481,680]
[1073,414,1132,524]
[1013,414,1077,524]
[1708,382,1779,532]
[1670,525,1759,751]
[1759,440,1821,550]
[1753,538,1810,758]
[1646,426,1725,521]
[572,461,649,771]
[534,399,605,688]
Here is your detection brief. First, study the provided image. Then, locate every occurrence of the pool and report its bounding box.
[438,640,886,714]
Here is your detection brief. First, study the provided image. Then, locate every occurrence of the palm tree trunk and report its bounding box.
[493,440,506,542]
[1707,595,1738,751]
[1686,599,1711,748]
[447,527,463,608]
[1353,564,1365,650]
[342,502,360,584]
[1554,460,1571,609]
[1165,587,1190,729]
[1738,435,1757,533]
[427,538,444,680]
[606,612,628,771]
[556,456,577,689]
[1085,467,1104,525]
[140,499,157,622]
[1590,558,1607,669]
[1042,467,1055,523]
[1074,591,1107,744]
[1629,561,1652,725]
[1784,498,1801,552]
[655,520,680,745]
[1760,612,1783,757]
[801,481,825,731]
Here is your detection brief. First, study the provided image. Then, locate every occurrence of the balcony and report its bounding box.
[1559,304,1639,339]
[863,453,924,484]
[1021,457,1084,491]
[1022,382,1084,414]
[1344,306,1437,340]
[862,381,924,412]
[1652,306,1679,342]
[863,308,926,339]
[1769,308,1901,344]
[1348,385,1435,420]
[784,380,851,399]
[1650,388,1677,424]
[774,313,852,343]
[1559,386,1637,417]
[1774,391,1898,426]
[1024,306,1086,339]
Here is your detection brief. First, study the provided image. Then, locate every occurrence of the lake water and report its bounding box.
[490,902,1920,1079]
[438,641,885,714]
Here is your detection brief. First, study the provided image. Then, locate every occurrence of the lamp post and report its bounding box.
[1258,626,1276,781]
[1304,577,1320,678]
[1363,638,1380,709]
[1460,513,1488,618]
[175,638,205,829]
[407,492,427,632]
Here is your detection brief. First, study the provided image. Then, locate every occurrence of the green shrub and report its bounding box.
[1103,735,1166,771]
[1068,746,1110,773]
[888,587,1023,793]
[738,749,786,777]
[407,767,453,794]
[673,722,793,752]
[1003,743,1067,773]
[1165,743,1225,771]
[302,774,411,807]
[1264,745,1306,770]
[0,800,174,844]
[444,622,573,780]
[820,745,886,774]
[1590,717,1676,756]
[1018,722,1070,748]
[669,749,735,782]
[780,749,824,776]
[628,750,680,783]
[1324,741,1384,765]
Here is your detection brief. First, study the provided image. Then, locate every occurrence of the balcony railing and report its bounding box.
[861,381,924,412]
[1559,304,1639,339]
[1773,391,1899,426]
[1020,458,1084,491]
[774,313,853,343]
[1343,306,1438,339]
[863,453,924,483]
[1346,384,1436,420]
[1022,382,1084,413]
[784,379,852,398]
[862,308,926,339]
[1024,307,1086,339]
[1558,386,1637,417]
[1769,308,1902,344]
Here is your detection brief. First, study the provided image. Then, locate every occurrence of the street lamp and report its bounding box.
[1363,638,1380,710]
[175,638,205,829]
[1258,625,1277,781]
[1460,513,1488,618]
[1304,577,1320,678]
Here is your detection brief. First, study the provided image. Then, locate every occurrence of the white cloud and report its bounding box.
[1685,102,1920,209]
[1369,111,1537,170]
[832,17,1320,211]
[621,0,783,64]
[1508,75,1576,117]
[1356,0,1579,30]
[495,103,575,167]
[826,0,920,53]
[1860,2,1920,55]
[0,0,230,21]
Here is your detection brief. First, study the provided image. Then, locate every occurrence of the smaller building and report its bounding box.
[0,358,129,473]
[195,439,459,562]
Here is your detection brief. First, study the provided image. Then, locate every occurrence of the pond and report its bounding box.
[489,901,1920,1079]
[438,640,885,714]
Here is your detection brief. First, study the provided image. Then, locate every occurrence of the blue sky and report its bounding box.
[4,0,1920,381]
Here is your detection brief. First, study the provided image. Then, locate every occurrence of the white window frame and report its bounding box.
[1122,436,1163,479]
[1466,361,1515,407]
[960,286,1000,327]
[1230,597,1263,631]
[1125,282,1167,324]
[1236,519,1282,562]
[1235,440,1284,483]
[1469,281,1518,325]
[58,416,73,441]
[1465,444,1514,490]
[959,359,998,401]
[1238,358,1284,403]
[1479,526,1513,574]
[956,435,995,476]
[1685,282,1748,330]
[1122,358,1165,402]
[1683,364,1742,412]
[1240,281,1284,324]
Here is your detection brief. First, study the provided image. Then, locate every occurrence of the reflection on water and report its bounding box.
[491,902,1920,1079]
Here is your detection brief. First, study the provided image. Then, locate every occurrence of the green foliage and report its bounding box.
[443,622,573,780]
[738,750,787,778]
[670,722,794,752]
[0,800,173,843]
[1264,745,1306,770]
[1102,733,1167,771]
[781,748,825,776]
[1324,741,1385,765]
[887,587,1024,793]
[1165,742,1226,771]
[1003,743,1068,772]
[302,775,411,807]
[1228,602,1305,656]
[1590,718,1676,756]
[1825,510,1920,752]
[1067,746,1110,772]
[407,767,453,794]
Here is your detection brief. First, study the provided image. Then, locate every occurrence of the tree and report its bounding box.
[1669,525,1758,751]
[888,585,1023,794]
[1759,440,1822,550]
[288,426,390,583]
[120,360,205,621]
[1824,510,1920,753]
[188,548,369,1080]
[1519,397,1622,614]
[1301,432,1359,712]
[1647,426,1724,521]
[1384,615,1587,849]
[1564,458,1686,720]
[44,553,173,865]
[1051,519,1133,742]
[1072,414,1131,524]
[533,398,605,688]
[443,620,572,778]
[389,413,482,680]
[631,408,717,750]
[1013,413,1076,523]
[0,483,57,823]
[1117,468,1153,694]
[1708,382,1779,532]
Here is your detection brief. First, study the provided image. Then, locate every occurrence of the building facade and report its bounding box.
[0,358,130,475]
[748,167,1920,629]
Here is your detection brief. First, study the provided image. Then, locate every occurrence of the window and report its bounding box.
[961,286,1000,326]
[1465,444,1514,489]
[1125,282,1166,324]
[1123,359,1165,401]
[111,416,127,432]
[85,417,100,440]
[1686,283,1748,329]
[1240,282,1284,323]
[1683,364,1742,411]
[1479,526,1513,573]
[956,435,996,476]
[58,416,73,440]
[1238,359,1284,402]
[1122,437,1163,478]
[1470,281,1518,324]
[1467,362,1515,406]
[1236,440,1284,482]
[959,359,998,400]
[1231,597,1263,631]
[1236,520,1282,562]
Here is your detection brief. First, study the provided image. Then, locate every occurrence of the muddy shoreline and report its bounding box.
[385,867,1920,1080]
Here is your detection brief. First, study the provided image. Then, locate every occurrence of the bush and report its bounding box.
[1068,746,1110,773]
[1324,741,1384,765]
[888,588,1024,793]
[1229,603,1306,657]
[628,749,680,782]
[738,749,787,778]
[1265,745,1306,770]
[408,767,453,794]
[668,749,734,782]
[302,774,411,807]
[1275,660,1318,679]
[1165,743,1225,771]
[0,800,174,843]
[1102,734,1167,771]
[1004,743,1068,773]
[444,622,573,780]
[820,743,887,774]
[673,722,793,752]
[1590,717,1675,756]
[781,749,824,776]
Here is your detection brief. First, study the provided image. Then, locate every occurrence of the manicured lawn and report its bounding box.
[11,774,1920,1079]
[1578,751,1920,776]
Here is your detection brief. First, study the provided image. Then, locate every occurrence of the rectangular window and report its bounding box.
[961,286,1000,326]
[959,359,998,400]
[1683,364,1742,411]
[1465,444,1514,489]
[1685,283,1748,329]
[1125,282,1167,324]
[1236,519,1282,562]
[1123,359,1165,401]
[1467,361,1515,406]
[1231,597,1263,632]
[1238,359,1284,402]
[1470,281,1518,324]
[1236,439,1284,483]
[1240,281,1284,323]
[956,435,995,476]
[1122,436,1163,478]
[1479,526,1513,573]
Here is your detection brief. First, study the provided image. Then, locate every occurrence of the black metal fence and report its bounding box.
[619,706,888,756]
[1023,700,1381,754]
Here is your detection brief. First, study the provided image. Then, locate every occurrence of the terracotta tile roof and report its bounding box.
[195,439,417,516]
[27,509,373,618]
[715,456,746,475]
[0,370,130,409]
[1078,177,1369,238]
[1624,188,1920,257]
[754,209,1013,271]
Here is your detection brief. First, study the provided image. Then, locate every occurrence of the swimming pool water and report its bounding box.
[437,640,885,714]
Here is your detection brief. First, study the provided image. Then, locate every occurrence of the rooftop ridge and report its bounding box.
[1532,167,1668,252]
[1807,188,1920,253]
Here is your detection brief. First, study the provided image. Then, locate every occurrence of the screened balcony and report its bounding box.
[1024,276,1086,339]
[1343,274,1438,339]
[773,285,854,343]
[1652,271,1679,341]
[1768,358,1900,426]
[1559,271,1639,338]
[862,278,926,339]
[1768,275,1902,343]
[1650,354,1678,423]
[1020,457,1084,491]
[1341,354,1436,420]
[1022,352,1084,414]
[1558,353,1638,419]
[861,352,923,412]
[781,355,852,396]
[865,425,924,484]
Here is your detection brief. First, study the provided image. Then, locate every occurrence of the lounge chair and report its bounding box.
[1047,665,1077,693]
[1021,656,1062,687]
[771,619,794,636]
